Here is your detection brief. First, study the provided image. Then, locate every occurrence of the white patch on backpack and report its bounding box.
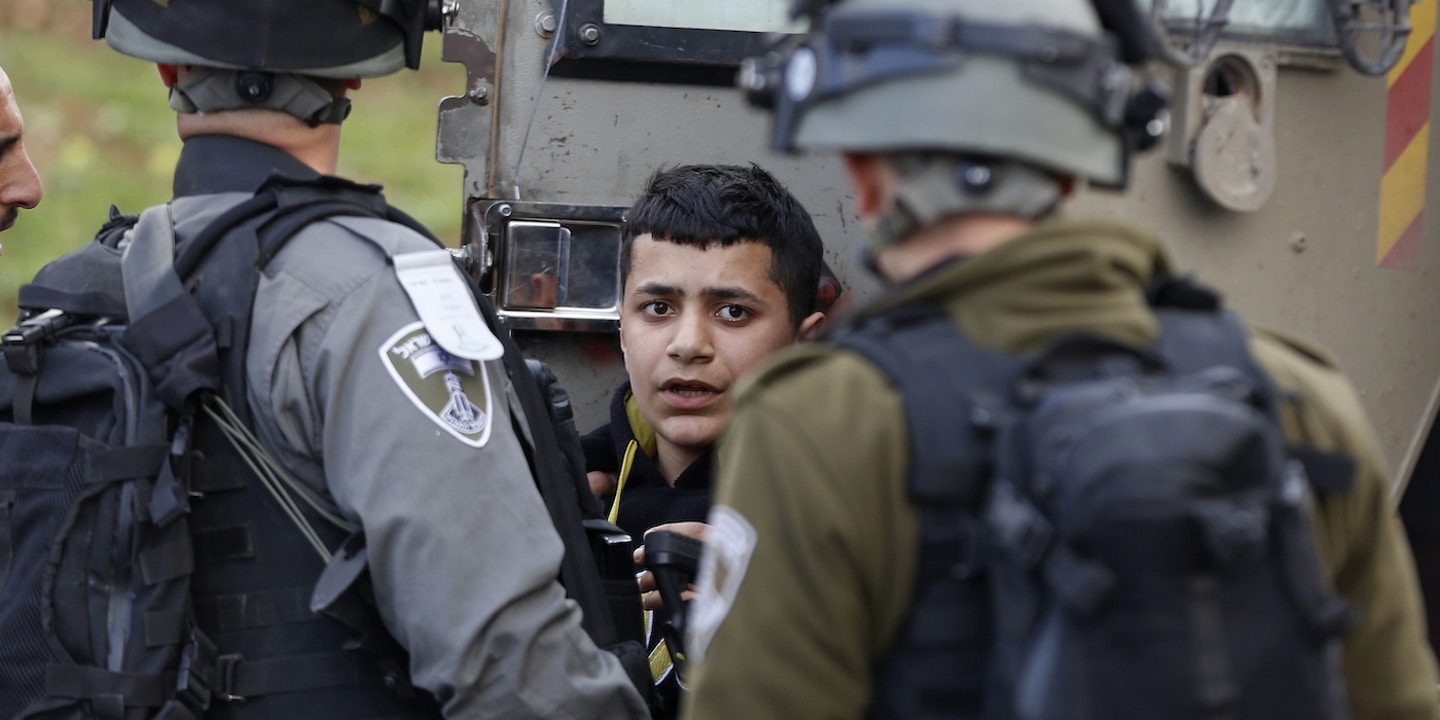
[379,322,493,447]
[686,505,757,662]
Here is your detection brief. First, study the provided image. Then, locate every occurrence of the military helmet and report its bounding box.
[93,0,446,78]
[740,0,1167,190]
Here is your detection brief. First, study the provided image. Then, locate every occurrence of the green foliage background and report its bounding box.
[0,0,466,329]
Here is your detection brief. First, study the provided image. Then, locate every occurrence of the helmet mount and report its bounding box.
[740,0,1171,192]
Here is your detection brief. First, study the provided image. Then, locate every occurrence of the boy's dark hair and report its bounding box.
[621,164,825,328]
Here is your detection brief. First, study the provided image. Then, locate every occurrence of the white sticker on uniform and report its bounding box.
[686,505,757,662]
[394,250,504,361]
[379,322,494,447]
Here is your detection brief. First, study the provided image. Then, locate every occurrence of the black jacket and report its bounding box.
[580,382,713,718]
[580,382,713,541]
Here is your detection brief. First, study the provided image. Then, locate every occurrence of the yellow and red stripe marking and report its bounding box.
[1378,0,1436,268]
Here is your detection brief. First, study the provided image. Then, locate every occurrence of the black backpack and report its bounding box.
[841,280,1356,720]
[0,176,646,718]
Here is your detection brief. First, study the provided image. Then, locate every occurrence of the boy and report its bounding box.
[581,163,827,717]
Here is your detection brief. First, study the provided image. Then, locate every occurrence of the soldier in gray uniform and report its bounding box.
[84,0,650,718]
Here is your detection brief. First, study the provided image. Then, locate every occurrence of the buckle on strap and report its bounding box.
[985,481,1052,568]
[214,654,246,703]
[172,628,247,712]
[2,308,75,375]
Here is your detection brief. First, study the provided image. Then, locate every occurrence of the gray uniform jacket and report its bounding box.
[166,135,647,719]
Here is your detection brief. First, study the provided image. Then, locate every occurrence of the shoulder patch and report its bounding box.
[687,505,757,662]
[379,321,494,447]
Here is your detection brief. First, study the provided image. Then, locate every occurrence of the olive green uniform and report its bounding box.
[682,220,1439,720]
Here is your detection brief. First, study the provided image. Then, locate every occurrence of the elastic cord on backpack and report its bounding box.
[201,394,358,562]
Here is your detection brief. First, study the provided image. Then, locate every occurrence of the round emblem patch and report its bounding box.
[379,321,494,447]
[687,505,757,662]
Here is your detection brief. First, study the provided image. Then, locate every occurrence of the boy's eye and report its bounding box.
[717,304,751,322]
[642,301,673,317]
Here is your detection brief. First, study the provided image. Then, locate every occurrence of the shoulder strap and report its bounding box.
[174,175,431,280]
[121,204,223,411]
[836,303,1018,719]
[833,304,1017,503]
[1149,281,1355,497]
[119,176,409,413]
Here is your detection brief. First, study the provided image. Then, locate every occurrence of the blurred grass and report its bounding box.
[0,0,466,329]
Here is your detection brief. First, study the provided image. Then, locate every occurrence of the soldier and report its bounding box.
[57,0,648,717]
[682,0,1439,718]
[0,64,43,234]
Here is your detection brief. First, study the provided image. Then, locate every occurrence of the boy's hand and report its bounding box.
[588,470,618,497]
[636,521,710,611]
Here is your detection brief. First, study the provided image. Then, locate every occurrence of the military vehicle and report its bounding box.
[427,0,1440,645]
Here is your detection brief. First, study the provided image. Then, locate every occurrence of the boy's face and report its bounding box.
[620,234,821,463]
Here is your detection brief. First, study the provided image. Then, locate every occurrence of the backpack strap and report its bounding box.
[167,175,402,282]
[834,304,1015,504]
[834,304,1021,719]
[121,204,223,412]
[1147,280,1356,645]
[1148,279,1355,497]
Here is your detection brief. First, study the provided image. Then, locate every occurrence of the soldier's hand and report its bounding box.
[636,521,710,611]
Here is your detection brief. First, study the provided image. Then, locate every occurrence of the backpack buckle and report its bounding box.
[173,630,218,713]
[2,309,74,375]
[172,630,247,710]
[171,627,248,710]
[213,654,247,704]
[985,481,1052,568]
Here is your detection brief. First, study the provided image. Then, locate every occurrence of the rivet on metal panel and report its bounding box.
[1288,232,1307,254]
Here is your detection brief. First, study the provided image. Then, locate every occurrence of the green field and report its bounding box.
[0,1,466,329]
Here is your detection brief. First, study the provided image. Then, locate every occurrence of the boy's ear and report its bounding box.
[797,311,826,342]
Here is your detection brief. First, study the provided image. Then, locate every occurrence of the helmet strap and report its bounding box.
[168,68,353,126]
